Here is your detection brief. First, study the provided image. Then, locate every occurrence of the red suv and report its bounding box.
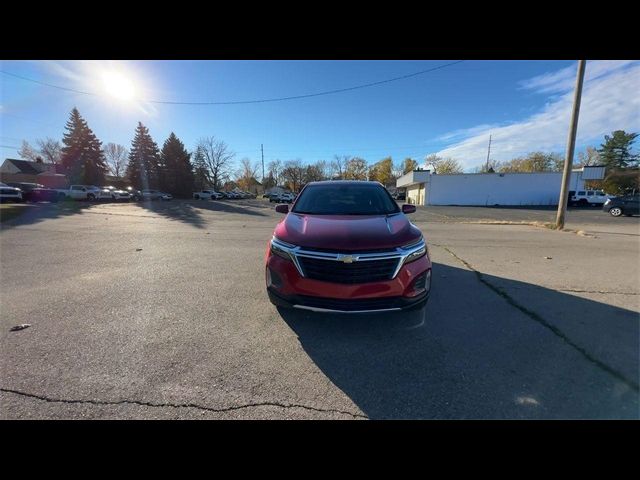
[265,181,432,313]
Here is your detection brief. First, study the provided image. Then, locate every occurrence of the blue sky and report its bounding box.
[1,60,638,172]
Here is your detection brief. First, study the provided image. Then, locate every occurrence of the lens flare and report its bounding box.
[102,71,135,101]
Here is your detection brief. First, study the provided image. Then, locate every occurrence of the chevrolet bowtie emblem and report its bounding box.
[341,255,355,263]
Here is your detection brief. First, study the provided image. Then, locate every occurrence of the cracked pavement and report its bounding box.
[1,200,638,419]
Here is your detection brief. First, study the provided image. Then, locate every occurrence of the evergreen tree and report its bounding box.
[160,133,194,197]
[192,145,209,190]
[60,108,108,185]
[126,122,162,190]
[598,130,639,168]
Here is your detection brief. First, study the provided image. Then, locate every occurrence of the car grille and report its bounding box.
[297,256,399,284]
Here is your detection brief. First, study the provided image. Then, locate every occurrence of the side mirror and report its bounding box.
[402,204,416,214]
[275,204,289,214]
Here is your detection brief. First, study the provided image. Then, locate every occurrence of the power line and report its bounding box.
[0,61,464,105]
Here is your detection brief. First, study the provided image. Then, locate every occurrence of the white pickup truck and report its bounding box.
[56,185,99,200]
[193,189,224,200]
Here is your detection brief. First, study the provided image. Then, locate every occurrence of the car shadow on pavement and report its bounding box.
[0,200,95,230]
[277,262,639,419]
[131,199,271,228]
[189,199,271,216]
[133,200,208,228]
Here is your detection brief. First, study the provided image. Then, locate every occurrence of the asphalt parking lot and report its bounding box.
[1,199,638,419]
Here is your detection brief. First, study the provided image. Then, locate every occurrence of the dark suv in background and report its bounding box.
[6,182,59,202]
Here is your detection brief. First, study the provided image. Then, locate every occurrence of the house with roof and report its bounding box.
[0,158,68,188]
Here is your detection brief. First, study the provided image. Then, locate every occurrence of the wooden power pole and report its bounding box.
[556,60,587,230]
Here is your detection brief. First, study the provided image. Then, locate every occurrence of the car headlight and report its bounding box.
[270,237,296,262]
[401,238,427,264]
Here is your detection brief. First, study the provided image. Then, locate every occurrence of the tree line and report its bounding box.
[16,108,639,196]
[18,108,243,198]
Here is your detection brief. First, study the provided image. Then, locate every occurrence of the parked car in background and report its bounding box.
[279,193,295,203]
[127,188,142,201]
[193,189,224,200]
[603,195,640,217]
[56,185,97,200]
[268,193,281,203]
[266,181,431,313]
[569,190,611,206]
[0,182,23,202]
[91,187,115,201]
[393,191,406,201]
[5,182,59,202]
[141,190,172,201]
[102,186,131,201]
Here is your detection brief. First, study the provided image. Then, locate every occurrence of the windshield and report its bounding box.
[292,183,400,215]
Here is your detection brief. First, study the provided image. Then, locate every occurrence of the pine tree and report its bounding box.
[60,108,108,185]
[126,122,162,190]
[160,133,194,197]
[192,145,209,190]
[598,130,639,169]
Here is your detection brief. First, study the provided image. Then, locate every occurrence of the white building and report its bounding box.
[396,166,605,206]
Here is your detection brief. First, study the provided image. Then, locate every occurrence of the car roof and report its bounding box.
[304,180,383,187]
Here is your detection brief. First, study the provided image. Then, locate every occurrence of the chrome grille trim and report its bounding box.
[270,236,426,280]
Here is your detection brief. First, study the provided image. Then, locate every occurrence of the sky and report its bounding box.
[1,60,639,173]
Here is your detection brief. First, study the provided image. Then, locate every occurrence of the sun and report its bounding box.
[102,71,135,101]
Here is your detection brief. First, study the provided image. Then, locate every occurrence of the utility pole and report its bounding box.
[261,144,265,182]
[556,60,586,230]
[485,134,492,171]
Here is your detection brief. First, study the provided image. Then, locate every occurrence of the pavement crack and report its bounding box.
[0,387,368,419]
[442,246,640,393]
[558,289,639,296]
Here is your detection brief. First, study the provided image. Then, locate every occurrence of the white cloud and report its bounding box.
[436,61,640,170]
[519,60,635,94]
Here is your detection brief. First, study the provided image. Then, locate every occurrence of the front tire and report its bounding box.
[194,195,200,200]
[609,207,623,217]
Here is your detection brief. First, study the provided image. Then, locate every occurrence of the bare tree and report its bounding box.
[576,146,601,167]
[282,159,305,192]
[197,137,235,191]
[312,160,330,181]
[392,161,405,179]
[267,159,283,186]
[104,143,129,177]
[331,155,350,180]
[18,140,40,161]
[344,157,368,180]
[425,154,463,174]
[36,138,62,166]
[236,158,260,192]
[476,158,502,173]
[18,138,62,166]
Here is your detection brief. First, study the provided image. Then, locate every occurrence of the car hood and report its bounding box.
[274,213,422,251]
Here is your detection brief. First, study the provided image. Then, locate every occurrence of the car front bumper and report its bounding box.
[267,287,429,313]
[266,249,431,313]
